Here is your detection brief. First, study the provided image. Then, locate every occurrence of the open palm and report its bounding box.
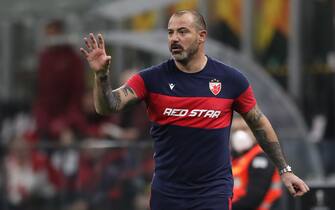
[80,33,111,72]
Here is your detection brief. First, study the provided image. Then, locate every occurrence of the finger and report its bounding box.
[300,181,310,193]
[298,182,309,193]
[89,33,98,49]
[304,182,310,191]
[80,48,89,58]
[295,190,305,197]
[293,182,308,196]
[97,33,105,50]
[103,56,112,69]
[301,181,309,192]
[84,37,92,50]
[286,184,297,197]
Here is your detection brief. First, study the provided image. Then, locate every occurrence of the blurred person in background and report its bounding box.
[4,135,62,210]
[231,117,282,210]
[33,19,86,142]
[32,21,87,206]
[80,10,309,210]
[65,145,137,210]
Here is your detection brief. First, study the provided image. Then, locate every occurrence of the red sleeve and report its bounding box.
[126,74,147,100]
[234,86,257,114]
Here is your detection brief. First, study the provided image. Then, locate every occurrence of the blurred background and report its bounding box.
[0,0,334,209]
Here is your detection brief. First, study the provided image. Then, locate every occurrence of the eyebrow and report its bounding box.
[167,27,190,31]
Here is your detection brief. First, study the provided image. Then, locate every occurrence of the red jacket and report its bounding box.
[34,45,85,138]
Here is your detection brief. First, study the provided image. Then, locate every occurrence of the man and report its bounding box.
[34,19,86,140]
[80,10,309,210]
[231,117,282,210]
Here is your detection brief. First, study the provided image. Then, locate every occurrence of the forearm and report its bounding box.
[93,71,139,115]
[93,72,121,114]
[254,117,288,170]
[242,105,288,170]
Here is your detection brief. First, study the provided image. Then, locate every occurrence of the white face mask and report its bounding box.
[231,130,254,153]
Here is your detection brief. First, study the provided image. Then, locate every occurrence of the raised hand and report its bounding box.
[80,33,111,73]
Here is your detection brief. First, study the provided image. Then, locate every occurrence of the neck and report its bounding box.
[175,53,208,73]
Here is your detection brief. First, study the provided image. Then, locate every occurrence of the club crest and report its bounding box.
[209,79,222,95]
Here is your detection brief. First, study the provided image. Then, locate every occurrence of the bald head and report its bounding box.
[170,10,207,31]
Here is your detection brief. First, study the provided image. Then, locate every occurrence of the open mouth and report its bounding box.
[171,44,183,53]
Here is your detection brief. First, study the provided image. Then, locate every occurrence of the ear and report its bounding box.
[198,30,207,43]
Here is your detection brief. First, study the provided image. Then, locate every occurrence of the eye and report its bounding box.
[178,29,188,35]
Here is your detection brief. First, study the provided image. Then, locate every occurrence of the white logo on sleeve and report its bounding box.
[169,83,175,90]
[252,157,269,169]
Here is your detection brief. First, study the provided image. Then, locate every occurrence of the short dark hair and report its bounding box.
[46,19,65,33]
[171,10,207,31]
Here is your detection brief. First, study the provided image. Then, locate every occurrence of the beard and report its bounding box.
[170,40,199,65]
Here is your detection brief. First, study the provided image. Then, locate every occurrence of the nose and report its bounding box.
[169,32,179,43]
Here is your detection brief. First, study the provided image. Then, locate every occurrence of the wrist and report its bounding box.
[279,165,293,175]
[95,70,109,80]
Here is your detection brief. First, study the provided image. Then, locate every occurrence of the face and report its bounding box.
[167,13,205,64]
[46,24,62,37]
[231,118,255,153]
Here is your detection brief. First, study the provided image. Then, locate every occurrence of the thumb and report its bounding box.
[106,56,112,65]
[103,56,112,70]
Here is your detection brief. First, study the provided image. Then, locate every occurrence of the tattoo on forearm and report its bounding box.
[122,85,139,109]
[108,91,122,111]
[100,77,122,111]
[122,85,135,97]
[243,105,263,129]
[253,129,288,169]
[242,105,287,169]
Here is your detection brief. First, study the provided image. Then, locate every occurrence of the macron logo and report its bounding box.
[169,83,175,90]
